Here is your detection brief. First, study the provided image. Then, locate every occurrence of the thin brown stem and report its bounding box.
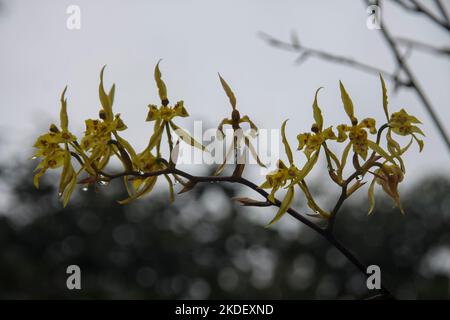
[391,0,450,32]
[99,165,394,298]
[434,0,450,25]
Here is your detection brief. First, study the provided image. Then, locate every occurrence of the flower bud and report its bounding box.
[49,124,59,133]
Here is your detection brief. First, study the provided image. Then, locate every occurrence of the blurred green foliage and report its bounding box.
[0,163,449,299]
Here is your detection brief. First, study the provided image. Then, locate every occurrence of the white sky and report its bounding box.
[1,0,449,190]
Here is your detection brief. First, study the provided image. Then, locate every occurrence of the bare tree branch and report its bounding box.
[434,0,450,25]
[396,37,450,56]
[261,3,450,153]
[390,0,450,32]
[369,0,450,152]
[259,31,412,88]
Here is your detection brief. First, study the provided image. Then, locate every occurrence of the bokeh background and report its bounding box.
[0,0,449,299]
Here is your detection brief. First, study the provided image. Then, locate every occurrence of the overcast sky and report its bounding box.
[1,0,449,193]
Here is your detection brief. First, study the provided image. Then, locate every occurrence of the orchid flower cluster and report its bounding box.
[32,63,424,226]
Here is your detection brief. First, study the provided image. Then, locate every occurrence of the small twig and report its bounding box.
[391,0,450,32]
[434,0,450,25]
[396,37,450,56]
[259,32,411,88]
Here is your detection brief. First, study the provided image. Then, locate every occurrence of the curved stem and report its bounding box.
[100,166,394,298]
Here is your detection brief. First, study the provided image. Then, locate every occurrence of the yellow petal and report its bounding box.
[297,133,309,150]
[108,83,116,106]
[244,137,266,167]
[386,130,406,172]
[412,134,424,152]
[214,144,234,176]
[116,135,139,168]
[312,87,324,131]
[173,100,189,117]
[367,140,397,165]
[62,173,77,207]
[260,179,272,189]
[146,122,165,151]
[33,169,46,189]
[218,73,237,109]
[281,119,293,165]
[379,74,389,121]
[99,65,113,121]
[336,124,348,142]
[169,121,208,152]
[297,181,330,218]
[118,176,158,204]
[360,118,377,135]
[154,61,168,104]
[58,148,73,195]
[146,105,160,122]
[59,86,69,131]
[339,81,356,123]
[267,186,294,226]
[164,174,175,203]
[410,126,425,136]
[292,150,319,185]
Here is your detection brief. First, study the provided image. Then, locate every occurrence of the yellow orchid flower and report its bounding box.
[144,61,205,157]
[260,120,300,225]
[81,115,126,151]
[30,65,425,222]
[297,88,338,159]
[367,164,405,215]
[75,67,140,176]
[33,131,74,157]
[260,159,300,226]
[35,147,66,170]
[147,100,188,122]
[336,81,378,160]
[32,87,77,160]
[214,74,265,176]
[32,88,75,172]
[120,151,163,203]
[336,118,377,160]
[389,109,422,136]
[261,160,297,202]
[378,74,424,172]
[388,108,424,152]
[261,120,329,225]
[120,149,178,205]
[32,87,79,206]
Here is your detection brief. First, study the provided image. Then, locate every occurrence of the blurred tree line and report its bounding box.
[0,162,449,299]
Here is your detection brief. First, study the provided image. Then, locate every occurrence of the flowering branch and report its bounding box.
[31,62,424,299]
